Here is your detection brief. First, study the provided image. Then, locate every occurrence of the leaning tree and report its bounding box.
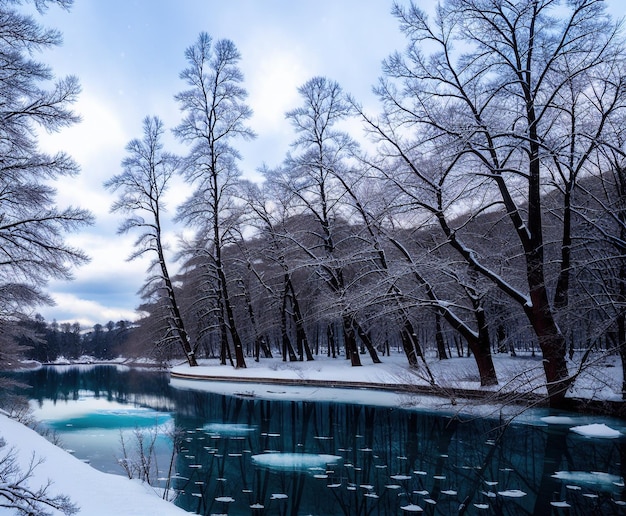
[360,0,626,406]
[105,116,198,367]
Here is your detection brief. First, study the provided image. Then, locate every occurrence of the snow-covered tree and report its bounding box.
[360,0,625,406]
[269,76,381,366]
[174,33,255,369]
[0,0,92,364]
[105,116,198,367]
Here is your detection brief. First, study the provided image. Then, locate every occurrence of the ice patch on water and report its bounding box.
[540,416,577,425]
[570,423,621,439]
[251,452,341,473]
[497,490,526,498]
[202,422,256,436]
[552,471,624,493]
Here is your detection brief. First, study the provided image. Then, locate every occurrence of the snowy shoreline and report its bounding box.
[0,411,190,515]
[168,352,625,417]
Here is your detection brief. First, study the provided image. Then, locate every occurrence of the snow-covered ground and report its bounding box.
[0,351,622,515]
[170,351,624,403]
[0,411,189,515]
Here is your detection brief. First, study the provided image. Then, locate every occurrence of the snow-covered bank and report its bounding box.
[0,412,189,515]
[169,351,624,405]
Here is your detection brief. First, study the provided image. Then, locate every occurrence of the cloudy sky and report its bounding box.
[34,0,415,328]
[34,0,624,329]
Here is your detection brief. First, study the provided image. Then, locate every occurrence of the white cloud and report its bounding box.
[39,292,139,328]
[39,93,128,172]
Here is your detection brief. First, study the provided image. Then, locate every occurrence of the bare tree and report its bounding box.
[105,116,197,366]
[174,33,255,369]
[359,0,624,406]
[270,76,381,366]
[573,117,626,398]
[0,0,92,366]
[239,179,312,362]
[0,437,78,515]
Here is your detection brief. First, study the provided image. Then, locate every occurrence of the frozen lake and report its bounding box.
[11,365,626,514]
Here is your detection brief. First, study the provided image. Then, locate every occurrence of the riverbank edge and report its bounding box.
[169,370,626,418]
[8,359,623,417]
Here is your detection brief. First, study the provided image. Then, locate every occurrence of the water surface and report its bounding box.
[10,365,626,514]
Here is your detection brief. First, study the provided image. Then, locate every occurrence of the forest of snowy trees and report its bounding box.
[1,0,626,410]
[106,0,626,409]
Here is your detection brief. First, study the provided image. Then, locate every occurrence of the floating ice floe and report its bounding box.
[540,416,578,425]
[202,422,256,436]
[474,503,489,510]
[570,423,622,439]
[552,471,624,493]
[250,503,264,509]
[400,504,423,512]
[390,474,412,481]
[497,490,527,498]
[215,496,234,503]
[251,453,341,473]
[270,493,288,500]
[550,501,571,508]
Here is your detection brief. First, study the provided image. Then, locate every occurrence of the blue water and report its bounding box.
[9,365,626,514]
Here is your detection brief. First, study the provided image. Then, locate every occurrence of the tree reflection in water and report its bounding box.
[8,366,625,515]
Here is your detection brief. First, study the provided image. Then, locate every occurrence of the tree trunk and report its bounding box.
[280,288,298,362]
[524,252,570,405]
[157,239,197,367]
[288,279,314,361]
[257,336,273,359]
[221,276,246,368]
[471,304,498,386]
[353,320,381,364]
[618,252,626,400]
[435,312,448,360]
[400,326,419,367]
[327,324,336,358]
[342,315,362,366]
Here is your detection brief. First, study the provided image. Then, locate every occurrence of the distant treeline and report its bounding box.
[17,317,135,363]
